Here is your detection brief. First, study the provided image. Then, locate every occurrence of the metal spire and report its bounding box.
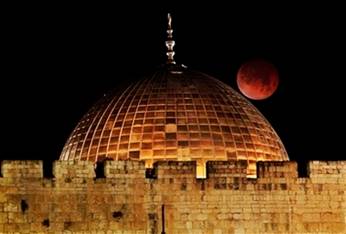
[165,13,176,64]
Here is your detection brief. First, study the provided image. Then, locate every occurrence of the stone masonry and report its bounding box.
[0,160,346,233]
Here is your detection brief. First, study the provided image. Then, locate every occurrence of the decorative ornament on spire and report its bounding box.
[166,13,176,64]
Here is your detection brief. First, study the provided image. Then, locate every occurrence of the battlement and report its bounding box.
[308,160,346,176]
[1,160,346,180]
[1,160,43,178]
[257,161,298,178]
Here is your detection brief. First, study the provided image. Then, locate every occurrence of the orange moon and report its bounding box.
[236,59,279,100]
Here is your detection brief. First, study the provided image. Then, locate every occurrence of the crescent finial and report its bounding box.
[165,13,175,64]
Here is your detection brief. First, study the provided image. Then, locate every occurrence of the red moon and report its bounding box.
[237,59,279,100]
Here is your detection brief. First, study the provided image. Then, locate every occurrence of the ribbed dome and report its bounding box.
[60,65,288,177]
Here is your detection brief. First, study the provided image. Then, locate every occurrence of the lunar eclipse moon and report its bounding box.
[236,59,279,100]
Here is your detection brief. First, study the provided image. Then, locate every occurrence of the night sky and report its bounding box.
[2,4,345,169]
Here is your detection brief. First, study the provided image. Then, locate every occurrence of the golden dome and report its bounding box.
[60,65,288,178]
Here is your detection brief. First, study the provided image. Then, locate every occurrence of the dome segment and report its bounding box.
[60,66,288,178]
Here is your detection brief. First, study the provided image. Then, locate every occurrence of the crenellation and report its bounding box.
[207,160,248,178]
[1,160,345,182]
[104,160,146,179]
[53,161,95,179]
[1,160,43,178]
[156,161,196,179]
[257,161,298,179]
[308,161,346,186]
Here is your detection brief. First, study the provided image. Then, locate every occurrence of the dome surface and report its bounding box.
[60,66,288,177]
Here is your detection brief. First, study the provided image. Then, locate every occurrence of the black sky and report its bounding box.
[1,3,345,167]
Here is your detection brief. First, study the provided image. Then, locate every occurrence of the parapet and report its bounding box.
[53,161,95,181]
[207,160,248,178]
[104,160,146,178]
[1,160,346,181]
[308,161,346,176]
[155,161,196,179]
[0,160,43,178]
[257,161,298,178]
[308,161,346,184]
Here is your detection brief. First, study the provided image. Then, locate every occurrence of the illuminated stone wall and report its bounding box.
[0,160,346,233]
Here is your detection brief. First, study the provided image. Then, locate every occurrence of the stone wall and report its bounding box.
[0,160,346,233]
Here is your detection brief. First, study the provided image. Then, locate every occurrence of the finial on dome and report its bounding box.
[165,13,176,64]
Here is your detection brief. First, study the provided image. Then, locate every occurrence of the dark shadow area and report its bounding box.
[297,160,308,177]
[42,219,50,227]
[20,200,28,213]
[145,167,157,179]
[112,211,123,220]
[64,221,72,229]
[43,160,54,178]
[95,160,106,178]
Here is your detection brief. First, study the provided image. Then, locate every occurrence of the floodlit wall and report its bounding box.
[0,160,346,233]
